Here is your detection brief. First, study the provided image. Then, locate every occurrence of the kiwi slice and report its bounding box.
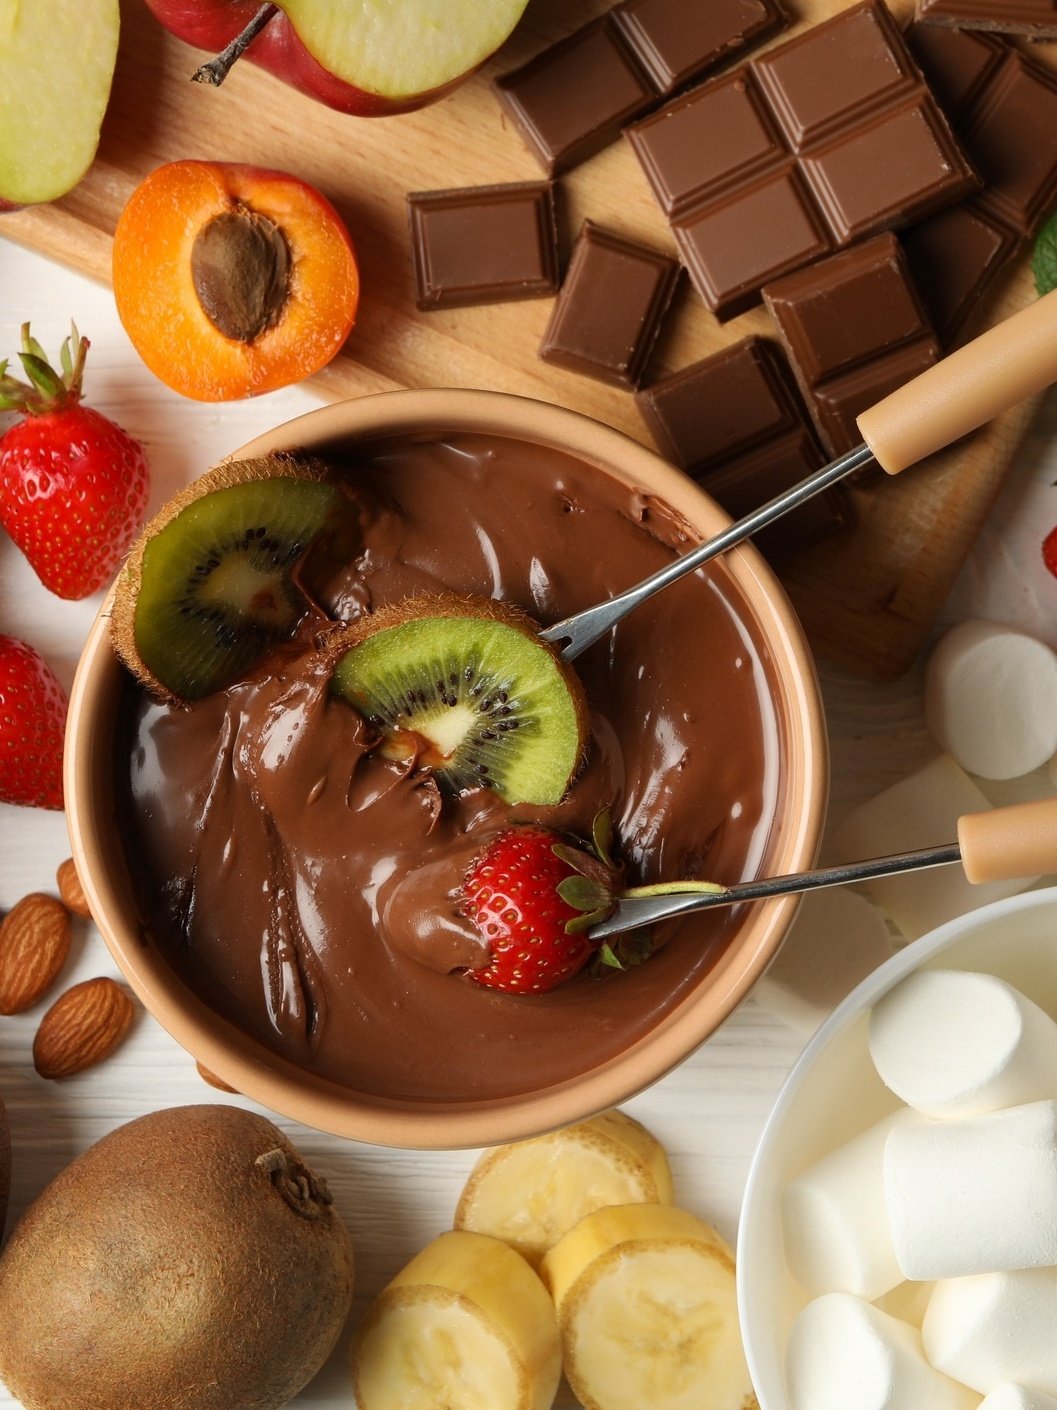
[330,593,588,806]
[111,455,360,702]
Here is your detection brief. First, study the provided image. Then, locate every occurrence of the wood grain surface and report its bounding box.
[1,0,1053,679]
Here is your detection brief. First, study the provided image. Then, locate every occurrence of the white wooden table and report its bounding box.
[2,240,1056,1407]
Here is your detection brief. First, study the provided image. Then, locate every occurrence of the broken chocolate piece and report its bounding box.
[540,221,679,389]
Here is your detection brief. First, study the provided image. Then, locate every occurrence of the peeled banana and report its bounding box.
[541,1203,757,1410]
[350,1229,561,1410]
[455,1109,673,1267]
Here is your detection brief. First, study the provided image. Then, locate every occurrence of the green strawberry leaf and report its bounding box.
[557,875,610,912]
[18,352,65,402]
[1033,209,1057,297]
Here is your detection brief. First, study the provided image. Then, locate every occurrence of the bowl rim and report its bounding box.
[736,883,1057,1405]
[65,387,828,1149]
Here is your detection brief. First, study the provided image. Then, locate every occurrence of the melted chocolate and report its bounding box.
[117,434,781,1103]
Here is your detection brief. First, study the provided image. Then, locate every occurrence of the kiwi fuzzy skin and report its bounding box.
[0,1097,9,1240]
[110,453,342,706]
[326,590,590,785]
[0,1105,354,1410]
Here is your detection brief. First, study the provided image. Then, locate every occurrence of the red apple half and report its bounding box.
[143,0,531,116]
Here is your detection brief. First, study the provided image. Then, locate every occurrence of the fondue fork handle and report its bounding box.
[588,796,1057,940]
[543,289,1057,663]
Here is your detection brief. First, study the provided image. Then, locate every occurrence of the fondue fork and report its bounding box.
[542,288,1057,662]
[588,796,1057,940]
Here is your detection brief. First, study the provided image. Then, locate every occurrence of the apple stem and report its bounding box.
[191,3,280,87]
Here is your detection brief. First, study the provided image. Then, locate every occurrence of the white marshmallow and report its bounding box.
[783,1110,915,1300]
[980,1386,1057,1410]
[829,755,1033,940]
[869,969,1057,1118]
[923,1269,1057,1396]
[925,620,1057,780]
[884,1100,1057,1280]
[786,1293,978,1410]
[754,888,894,1036]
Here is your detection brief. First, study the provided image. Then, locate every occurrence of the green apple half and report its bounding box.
[0,0,119,207]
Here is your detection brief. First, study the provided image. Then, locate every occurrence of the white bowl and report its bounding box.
[736,885,1057,1409]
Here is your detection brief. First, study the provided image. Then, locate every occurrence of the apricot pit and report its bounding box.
[113,160,359,400]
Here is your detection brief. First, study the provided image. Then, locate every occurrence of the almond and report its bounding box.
[33,977,135,1080]
[196,1061,239,1093]
[0,893,72,1015]
[56,858,92,919]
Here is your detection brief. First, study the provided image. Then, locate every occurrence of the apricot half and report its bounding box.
[112,160,359,400]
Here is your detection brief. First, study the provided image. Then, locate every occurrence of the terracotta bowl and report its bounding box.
[65,389,827,1149]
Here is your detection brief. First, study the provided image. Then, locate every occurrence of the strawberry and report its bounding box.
[0,323,150,600]
[1044,524,1057,580]
[0,635,68,810]
[461,817,621,995]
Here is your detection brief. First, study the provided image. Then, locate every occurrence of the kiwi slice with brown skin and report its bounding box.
[111,454,361,703]
[329,592,588,807]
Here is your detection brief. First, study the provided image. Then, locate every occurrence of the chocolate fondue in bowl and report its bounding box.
[65,390,826,1147]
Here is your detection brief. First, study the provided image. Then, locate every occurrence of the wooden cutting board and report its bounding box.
[1,0,1050,679]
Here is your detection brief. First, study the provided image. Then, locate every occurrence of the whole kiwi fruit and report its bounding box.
[0,1104,353,1410]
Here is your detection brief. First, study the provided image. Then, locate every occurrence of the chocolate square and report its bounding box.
[902,204,1017,344]
[493,16,658,175]
[763,233,940,455]
[627,70,786,220]
[540,222,679,389]
[407,182,559,311]
[612,0,790,95]
[752,1,918,146]
[636,336,808,471]
[673,166,832,321]
[635,337,852,561]
[703,435,854,561]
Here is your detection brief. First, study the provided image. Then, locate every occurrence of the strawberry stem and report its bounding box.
[192,4,279,86]
[0,322,87,416]
[621,880,727,898]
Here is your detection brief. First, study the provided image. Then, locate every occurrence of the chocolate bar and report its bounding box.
[763,234,941,456]
[635,337,852,559]
[628,0,978,319]
[493,0,790,176]
[540,221,679,388]
[916,0,1057,40]
[905,24,1057,340]
[407,182,559,311]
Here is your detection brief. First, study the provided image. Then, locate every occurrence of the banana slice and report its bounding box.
[350,1229,561,1410]
[541,1204,756,1410]
[455,1109,673,1267]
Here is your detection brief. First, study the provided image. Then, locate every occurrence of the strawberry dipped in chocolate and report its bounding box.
[383,813,725,996]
